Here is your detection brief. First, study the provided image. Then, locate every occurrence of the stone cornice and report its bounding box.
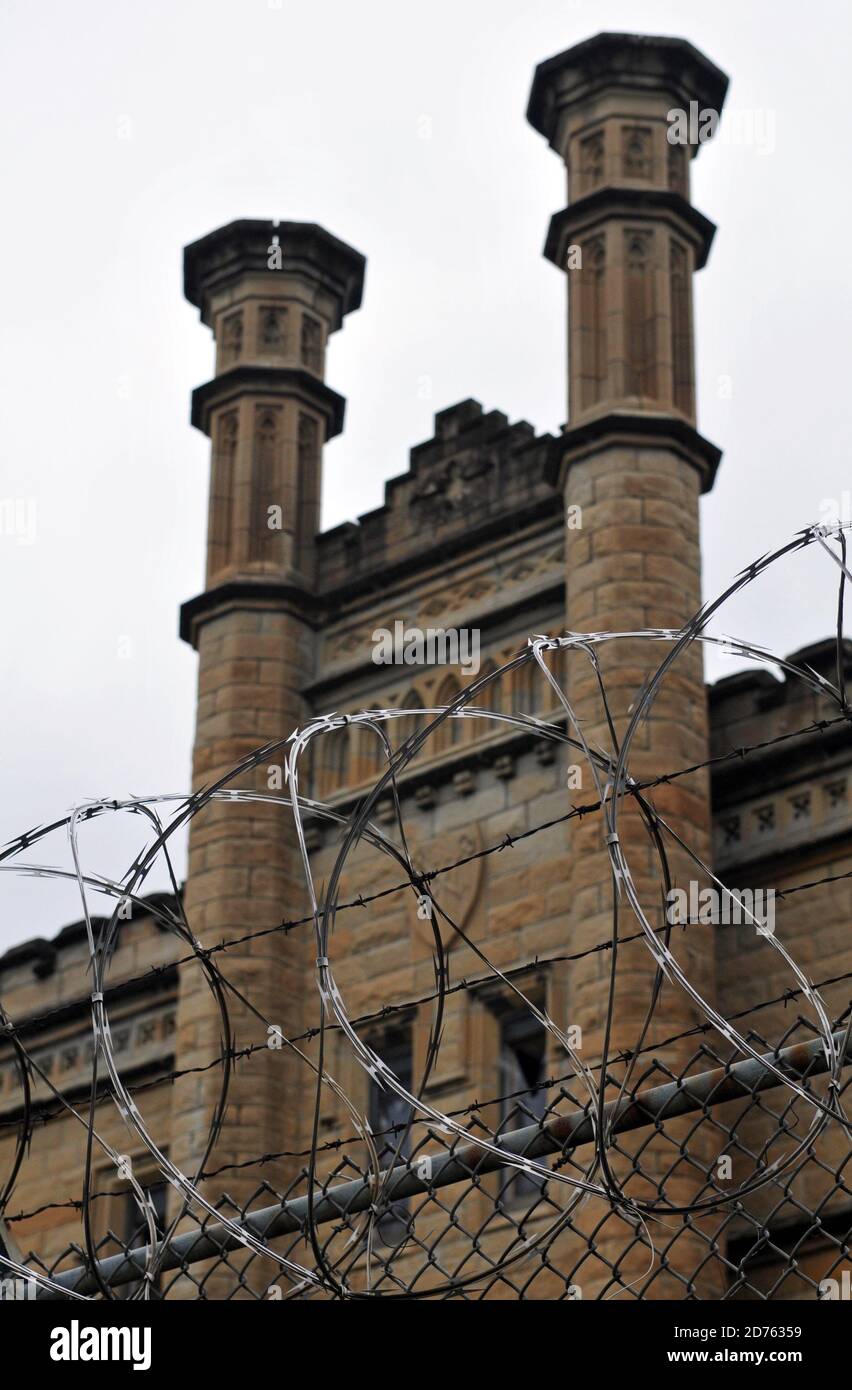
[179,578,322,647]
[184,219,366,330]
[711,719,852,809]
[527,32,729,150]
[0,893,179,979]
[0,1054,177,1127]
[190,365,346,440]
[318,493,563,605]
[0,966,178,1040]
[711,824,852,883]
[180,506,567,651]
[544,187,717,270]
[546,411,722,495]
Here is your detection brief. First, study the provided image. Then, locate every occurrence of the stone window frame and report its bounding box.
[95,1151,170,1298]
[319,719,351,798]
[476,973,553,1214]
[364,1020,415,1249]
[431,673,465,754]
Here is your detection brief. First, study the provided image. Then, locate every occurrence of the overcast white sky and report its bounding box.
[1,0,850,952]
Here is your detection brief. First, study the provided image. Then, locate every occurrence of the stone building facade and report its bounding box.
[1,32,850,1299]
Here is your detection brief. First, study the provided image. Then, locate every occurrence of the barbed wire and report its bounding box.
[1,519,851,1300]
[2,737,850,1187]
[2,853,850,1146]
[6,963,852,1229]
[2,707,846,1046]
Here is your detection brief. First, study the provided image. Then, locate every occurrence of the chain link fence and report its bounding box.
[18,1012,850,1301]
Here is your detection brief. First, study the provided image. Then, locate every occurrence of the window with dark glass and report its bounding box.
[109,1173,169,1299]
[497,1009,548,1205]
[367,1030,413,1246]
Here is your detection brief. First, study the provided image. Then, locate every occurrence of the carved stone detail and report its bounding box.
[210,411,237,571]
[670,240,693,416]
[250,407,281,560]
[622,125,653,180]
[579,235,606,409]
[300,313,323,372]
[626,230,652,273]
[410,453,494,527]
[258,304,287,353]
[579,129,604,191]
[298,412,319,469]
[625,230,656,398]
[667,142,687,197]
[221,310,243,365]
[326,546,563,664]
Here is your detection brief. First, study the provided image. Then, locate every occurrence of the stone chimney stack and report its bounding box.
[528,35,728,1295]
[173,221,364,1290]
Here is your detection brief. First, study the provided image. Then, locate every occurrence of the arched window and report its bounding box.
[396,689,424,751]
[553,646,568,704]
[357,723,388,782]
[319,722,349,797]
[512,661,537,716]
[302,739,317,799]
[533,648,562,710]
[432,675,462,754]
[475,660,501,715]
